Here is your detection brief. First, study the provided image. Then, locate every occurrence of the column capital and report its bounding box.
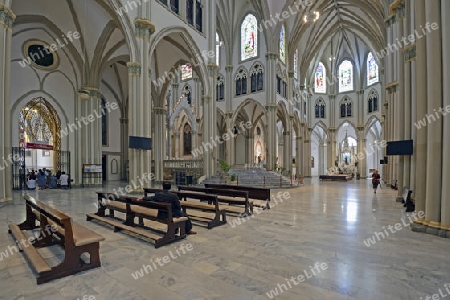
[0,4,16,30]
[135,19,156,38]
[202,95,213,104]
[356,126,365,131]
[207,64,219,75]
[225,111,233,118]
[225,65,234,72]
[356,90,365,95]
[296,137,303,141]
[328,94,336,99]
[78,87,102,101]
[127,62,141,76]
[120,118,129,124]
[329,128,336,133]
[283,131,290,136]
[288,71,295,78]
[193,76,200,83]
[153,107,167,115]
[265,52,278,60]
[265,103,278,111]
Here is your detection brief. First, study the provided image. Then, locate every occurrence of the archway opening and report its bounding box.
[19,97,61,173]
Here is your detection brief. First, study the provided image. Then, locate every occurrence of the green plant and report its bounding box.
[230,174,236,181]
[219,160,230,173]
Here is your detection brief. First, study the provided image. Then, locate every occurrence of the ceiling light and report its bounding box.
[303,11,320,23]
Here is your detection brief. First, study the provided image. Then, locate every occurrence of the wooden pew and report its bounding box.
[86,192,187,248]
[8,195,105,284]
[176,186,253,216]
[204,183,271,209]
[144,188,227,229]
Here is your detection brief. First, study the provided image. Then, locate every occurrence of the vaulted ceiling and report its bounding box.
[217,0,388,79]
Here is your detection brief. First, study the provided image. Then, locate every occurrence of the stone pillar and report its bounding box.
[225,112,233,166]
[266,104,277,170]
[174,132,180,158]
[225,66,233,112]
[265,52,278,170]
[296,137,302,176]
[424,1,442,231]
[440,0,450,232]
[303,128,312,176]
[120,117,129,180]
[247,133,254,165]
[283,131,291,173]
[127,19,154,191]
[327,129,335,173]
[202,0,218,178]
[413,0,427,222]
[153,107,166,182]
[0,4,15,201]
[80,88,103,185]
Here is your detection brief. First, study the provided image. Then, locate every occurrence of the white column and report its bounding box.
[80,89,103,185]
[153,107,166,182]
[127,19,154,191]
[0,4,15,201]
[440,0,450,231]
[413,0,427,221]
[265,53,278,170]
[424,0,442,230]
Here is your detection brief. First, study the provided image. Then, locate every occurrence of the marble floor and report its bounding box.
[1,179,449,300]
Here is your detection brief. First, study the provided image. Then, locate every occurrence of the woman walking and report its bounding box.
[372,170,381,193]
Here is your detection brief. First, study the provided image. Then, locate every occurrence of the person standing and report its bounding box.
[37,169,46,190]
[372,170,381,193]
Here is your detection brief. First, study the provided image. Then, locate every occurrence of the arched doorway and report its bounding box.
[19,97,65,177]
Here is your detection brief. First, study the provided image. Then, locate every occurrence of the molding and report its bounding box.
[127,62,141,76]
[0,4,16,30]
[135,19,155,37]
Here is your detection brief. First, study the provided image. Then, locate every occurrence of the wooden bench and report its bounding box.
[204,183,271,210]
[319,174,352,181]
[86,192,187,248]
[144,188,226,229]
[8,195,105,284]
[177,185,254,216]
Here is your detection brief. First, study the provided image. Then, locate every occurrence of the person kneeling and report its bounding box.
[139,182,196,235]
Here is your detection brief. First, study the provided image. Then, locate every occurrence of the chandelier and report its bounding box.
[303,11,320,23]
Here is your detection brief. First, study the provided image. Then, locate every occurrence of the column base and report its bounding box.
[0,197,12,202]
[411,222,450,238]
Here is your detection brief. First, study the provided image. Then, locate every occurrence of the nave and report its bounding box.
[1,180,449,299]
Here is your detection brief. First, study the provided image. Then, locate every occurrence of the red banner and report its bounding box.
[25,143,54,150]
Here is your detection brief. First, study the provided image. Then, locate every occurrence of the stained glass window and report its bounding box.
[186,0,193,25]
[367,52,379,86]
[339,60,353,92]
[315,62,326,94]
[340,97,352,117]
[315,99,325,119]
[195,0,202,32]
[241,14,258,61]
[279,25,286,64]
[294,50,298,79]
[368,90,379,113]
[181,64,192,81]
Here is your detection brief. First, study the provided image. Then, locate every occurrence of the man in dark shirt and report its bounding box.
[140,182,196,234]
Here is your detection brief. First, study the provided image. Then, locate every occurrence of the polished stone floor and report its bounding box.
[1,179,449,300]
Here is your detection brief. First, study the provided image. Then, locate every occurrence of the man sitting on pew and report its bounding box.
[139,182,197,235]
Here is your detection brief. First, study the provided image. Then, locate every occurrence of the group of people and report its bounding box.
[27,168,70,190]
